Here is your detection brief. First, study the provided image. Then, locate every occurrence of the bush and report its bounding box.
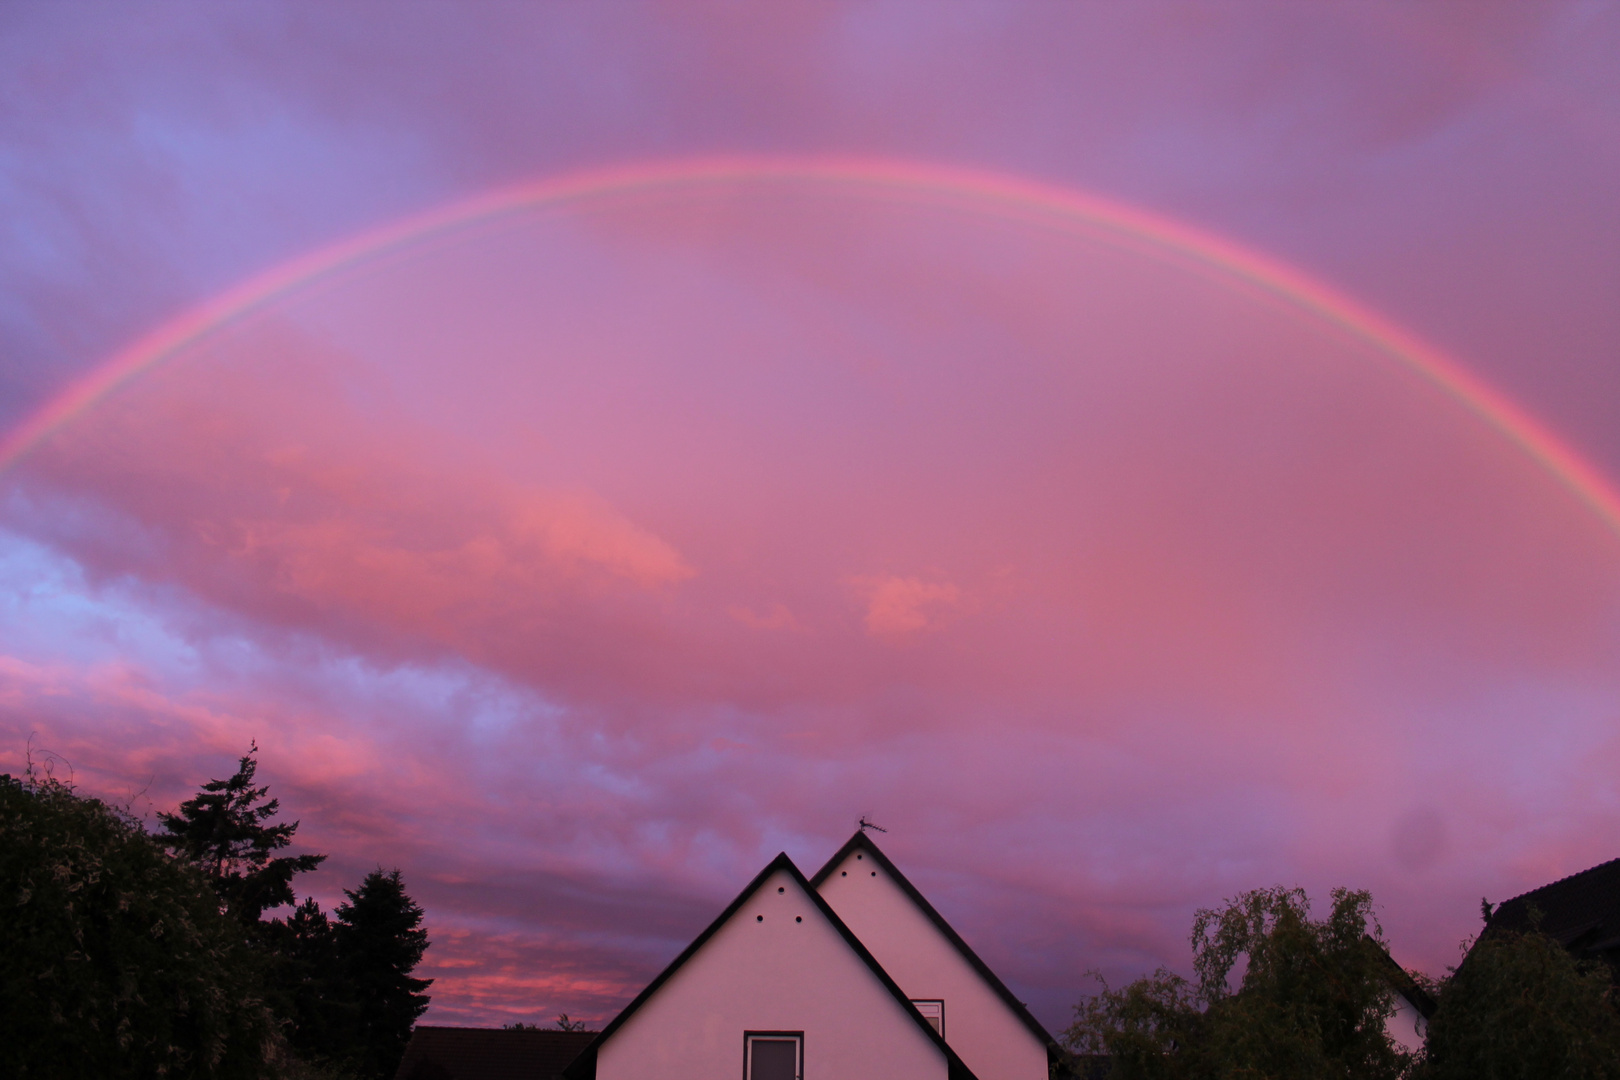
[0,772,281,1079]
[1417,925,1620,1080]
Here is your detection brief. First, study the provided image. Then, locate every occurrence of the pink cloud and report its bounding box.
[858,575,961,636]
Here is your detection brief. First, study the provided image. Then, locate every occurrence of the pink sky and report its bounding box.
[3,3,1619,1030]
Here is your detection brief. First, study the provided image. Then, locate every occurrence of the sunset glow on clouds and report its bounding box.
[4,2,1620,1031]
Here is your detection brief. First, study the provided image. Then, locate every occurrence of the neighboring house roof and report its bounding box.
[1365,935,1437,1020]
[809,832,1060,1062]
[561,851,979,1080]
[394,1026,596,1080]
[1486,857,1620,964]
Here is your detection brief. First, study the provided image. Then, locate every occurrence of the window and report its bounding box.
[744,1032,802,1080]
[910,999,944,1037]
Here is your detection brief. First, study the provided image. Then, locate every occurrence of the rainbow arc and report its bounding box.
[3,155,1616,536]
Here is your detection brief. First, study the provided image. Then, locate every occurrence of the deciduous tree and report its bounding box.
[0,772,280,1079]
[1416,923,1620,1080]
[1065,886,1411,1080]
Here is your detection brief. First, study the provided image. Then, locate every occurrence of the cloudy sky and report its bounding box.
[3,2,1619,1029]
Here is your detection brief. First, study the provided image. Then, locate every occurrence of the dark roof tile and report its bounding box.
[395,1026,596,1080]
[1487,857,1620,956]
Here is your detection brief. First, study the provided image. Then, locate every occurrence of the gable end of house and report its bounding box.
[810,832,1060,1064]
[564,851,979,1080]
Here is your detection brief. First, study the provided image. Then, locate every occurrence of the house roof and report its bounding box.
[394,1026,596,1080]
[1486,856,1620,959]
[1365,935,1437,1020]
[809,832,1061,1060]
[561,851,979,1080]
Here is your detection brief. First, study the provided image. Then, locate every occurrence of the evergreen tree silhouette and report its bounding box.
[337,869,432,1079]
[156,742,325,922]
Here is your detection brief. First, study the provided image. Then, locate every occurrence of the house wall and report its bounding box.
[1384,997,1426,1055]
[595,867,948,1080]
[817,851,1049,1080]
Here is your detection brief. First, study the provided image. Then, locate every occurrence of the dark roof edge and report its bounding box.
[407,1025,595,1032]
[562,855,794,1080]
[793,854,981,1080]
[563,851,980,1080]
[1365,934,1437,1020]
[1491,857,1620,913]
[809,832,1060,1060]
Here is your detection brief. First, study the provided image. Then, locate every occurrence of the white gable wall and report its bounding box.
[1384,996,1427,1055]
[817,851,1048,1080]
[595,867,948,1080]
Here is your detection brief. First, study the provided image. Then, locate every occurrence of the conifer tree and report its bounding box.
[268,896,358,1070]
[156,743,325,923]
[336,869,433,1080]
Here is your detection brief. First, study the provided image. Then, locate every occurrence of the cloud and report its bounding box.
[12,329,698,694]
[227,485,692,615]
[857,575,961,636]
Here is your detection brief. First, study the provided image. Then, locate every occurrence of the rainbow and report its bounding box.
[4,155,1617,536]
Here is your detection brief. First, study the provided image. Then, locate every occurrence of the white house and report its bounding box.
[811,833,1056,1080]
[563,835,1058,1080]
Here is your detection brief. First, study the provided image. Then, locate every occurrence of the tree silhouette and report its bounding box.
[1066,886,1411,1079]
[156,743,325,923]
[337,869,433,1079]
[1,772,279,1079]
[1417,924,1620,1079]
